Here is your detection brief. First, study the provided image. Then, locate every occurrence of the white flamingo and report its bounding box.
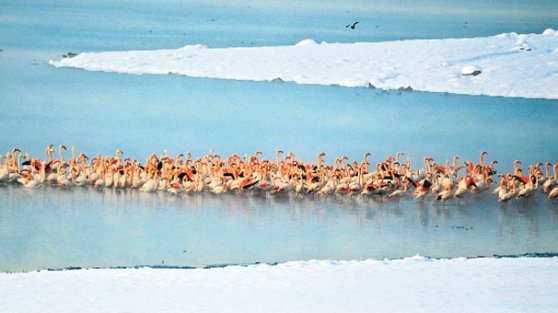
[542,164,557,193]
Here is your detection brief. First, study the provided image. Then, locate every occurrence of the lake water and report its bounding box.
[1,186,558,272]
[1,0,557,272]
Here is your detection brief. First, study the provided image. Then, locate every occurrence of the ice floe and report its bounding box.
[50,30,558,99]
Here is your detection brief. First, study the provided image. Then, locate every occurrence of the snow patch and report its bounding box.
[542,28,555,36]
[1,256,557,313]
[50,30,558,99]
[295,39,318,46]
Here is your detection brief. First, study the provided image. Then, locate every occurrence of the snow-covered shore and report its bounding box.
[2,256,557,313]
[50,30,558,99]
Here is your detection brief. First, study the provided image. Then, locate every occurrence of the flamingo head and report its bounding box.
[60,145,67,150]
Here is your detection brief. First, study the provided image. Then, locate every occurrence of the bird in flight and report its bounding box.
[346,21,359,29]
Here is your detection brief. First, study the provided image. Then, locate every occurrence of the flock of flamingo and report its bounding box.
[1,145,557,202]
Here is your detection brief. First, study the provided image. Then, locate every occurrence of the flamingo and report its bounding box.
[254,172,273,192]
[335,181,350,194]
[0,154,8,183]
[2,147,557,204]
[492,174,505,195]
[140,173,158,192]
[430,175,442,194]
[454,176,476,198]
[271,177,292,194]
[113,167,127,189]
[115,149,124,161]
[317,152,326,170]
[210,181,227,194]
[389,180,408,198]
[6,149,22,183]
[516,182,534,199]
[348,173,362,195]
[56,166,72,187]
[437,188,453,203]
[305,176,322,194]
[498,179,517,202]
[317,177,335,196]
[407,174,431,198]
[542,164,557,192]
[167,176,183,195]
[538,162,551,186]
[93,166,106,189]
[58,145,67,166]
[16,170,39,188]
[478,151,487,167]
[73,168,89,186]
[293,175,304,193]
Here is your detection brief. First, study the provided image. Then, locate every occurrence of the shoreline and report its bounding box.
[4,252,558,274]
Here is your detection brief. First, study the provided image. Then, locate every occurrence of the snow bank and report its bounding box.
[50,30,558,99]
[2,256,558,313]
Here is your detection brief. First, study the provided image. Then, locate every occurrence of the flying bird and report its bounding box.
[346,21,359,29]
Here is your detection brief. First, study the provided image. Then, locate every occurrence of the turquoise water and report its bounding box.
[1,186,557,272]
[1,1,557,272]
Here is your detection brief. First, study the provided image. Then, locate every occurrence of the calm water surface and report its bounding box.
[1,186,557,272]
[0,1,557,272]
